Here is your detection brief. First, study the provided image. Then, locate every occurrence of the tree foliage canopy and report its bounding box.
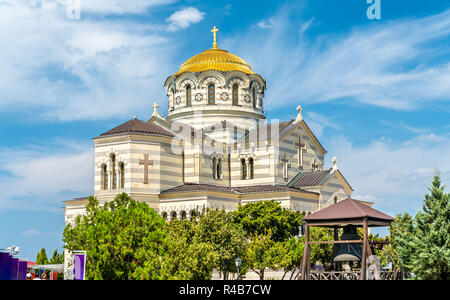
[36,248,48,265]
[232,200,303,242]
[62,196,347,280]
[63,193,166,280]
[395,174,450,280]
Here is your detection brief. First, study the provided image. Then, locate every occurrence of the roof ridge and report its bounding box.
[99,118,174,138]
[348,198,370,217]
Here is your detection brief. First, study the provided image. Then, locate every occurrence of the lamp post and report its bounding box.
[235,257,242,280]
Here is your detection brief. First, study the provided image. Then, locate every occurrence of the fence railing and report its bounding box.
[308,271,399,280]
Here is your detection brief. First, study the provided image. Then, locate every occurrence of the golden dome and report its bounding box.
[174,48,255,76]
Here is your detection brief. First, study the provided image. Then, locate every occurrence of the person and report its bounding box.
[26,273,32,280]
[41,272,47,280]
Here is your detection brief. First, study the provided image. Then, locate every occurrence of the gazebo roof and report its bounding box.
[304,198,393,227]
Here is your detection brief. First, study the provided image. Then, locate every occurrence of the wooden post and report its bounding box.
[360,218,368,280]
[332,226,339,270]
[300,223,310,280]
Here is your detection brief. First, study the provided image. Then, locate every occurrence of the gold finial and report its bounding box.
[211,26,219,49]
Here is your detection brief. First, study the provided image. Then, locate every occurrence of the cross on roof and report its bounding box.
[139,154,153,184]
[295,135,307,167]
[152,102,160,117]
[211,26,219,49]
[153,102,159,112]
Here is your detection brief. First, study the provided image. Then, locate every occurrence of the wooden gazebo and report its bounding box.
[300,198,394,280]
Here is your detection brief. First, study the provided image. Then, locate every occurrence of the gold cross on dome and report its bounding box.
[211,26,219,49]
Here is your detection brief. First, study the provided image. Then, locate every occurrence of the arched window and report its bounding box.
[212,157,217,179]
[249,158,254,179]
[181,211,187,220]
[241,158,247,180]
[252,88,257,108]
[186,85,192,106]
[119,162,125,189]
[171,211,177,221]
[111,154,117,189]
[232,84,239,105]
[162,212,168,221]
[208,83,215,104]
[102,164,108,190]
[217,158,222,179]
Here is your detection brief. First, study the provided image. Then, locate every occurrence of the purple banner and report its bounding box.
[10,257,19,280]
[73,253,86,280]
[18,261,27,280]
[0,252,11,280]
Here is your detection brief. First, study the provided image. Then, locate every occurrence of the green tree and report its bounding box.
[49,249,64,264]
[245,232,284,280]
[195,209,247,279]
[396,174,450,280]
[279,237,304,280]
[160,219,216,280]
[36,248,48,265]
[232,200,303,242]
[63,193,166,280]
[309,227,334,268]
[373,213,413,272]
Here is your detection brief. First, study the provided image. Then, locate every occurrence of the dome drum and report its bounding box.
[163,28,266,130]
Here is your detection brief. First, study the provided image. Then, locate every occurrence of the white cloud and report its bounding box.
[257,18,276,29]
[21,229,44,237]
[305,111,340,138]
[78,0,177,14]
[0,0,177,121]
[166,7,205,31]
[0,142,93,212]
[325,133,450,216]
[223,8,450,112]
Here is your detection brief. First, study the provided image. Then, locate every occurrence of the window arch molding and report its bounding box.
[198,73,223,89]
[224,72,246,88]
[177,77,197,91]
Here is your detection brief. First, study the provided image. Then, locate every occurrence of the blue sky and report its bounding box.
[0,0,449,261]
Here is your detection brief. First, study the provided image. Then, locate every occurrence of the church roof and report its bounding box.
[159,183,319,196]
[160,183,234,195]
[239,120,294,144]
[304,198,393,224]
[234,184,318,195]
[287,170,332,188]
[99,119,175,138]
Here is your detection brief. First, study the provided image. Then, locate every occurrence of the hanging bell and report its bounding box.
[333,226,363,262]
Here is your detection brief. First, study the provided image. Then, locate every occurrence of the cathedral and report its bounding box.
[64,26,355,235]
